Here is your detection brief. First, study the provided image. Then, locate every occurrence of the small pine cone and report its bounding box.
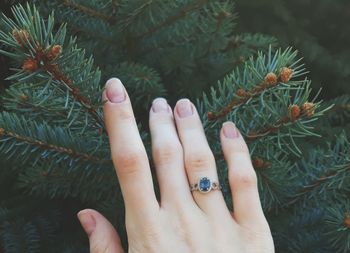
[0,128,4,136]
[47,45,62,61]
[41,171,49,177]
[239,56,245,63]
[222,11,231,17]
[207,111,215,120]
[50,64,60,73]
[264,72,278,86]
[253,158,265,169]
[302,102,315,117]
[319,175,326,180]
[72,87,80,95]
[22,58,38,72]
[12,29,30,47]
[288,104,301,121]
[344,215,350,228]
[279,67,293,83]
[236,88,247,97]
[19,94,29,102]
[216,11,231,18]
[248,130,258,138]
[52,45,62,55]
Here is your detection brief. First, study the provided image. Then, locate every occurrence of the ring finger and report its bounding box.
[174,99,230,218]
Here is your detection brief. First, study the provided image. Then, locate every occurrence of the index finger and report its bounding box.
[102,78,159,219]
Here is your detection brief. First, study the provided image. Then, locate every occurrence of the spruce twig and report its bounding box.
[135,0,209,40]
[289,163,350,205]
[246,103,316,141]
[36,46,104,131]
[63,0,114,24]
[0,127,103,163]
[208,68,293,121]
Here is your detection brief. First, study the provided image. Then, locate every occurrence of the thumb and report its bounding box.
[77,209,125,253]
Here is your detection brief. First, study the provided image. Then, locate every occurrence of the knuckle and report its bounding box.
[138,224,162,251]
[177,204,204,227]
[113,149,146,172]
[232,170,258,188]
[185,149,215,171]
[153,140,182,165]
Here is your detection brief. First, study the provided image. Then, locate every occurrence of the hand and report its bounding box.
[77,78,275,253]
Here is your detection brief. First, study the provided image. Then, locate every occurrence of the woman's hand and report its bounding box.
[77,78,275,253]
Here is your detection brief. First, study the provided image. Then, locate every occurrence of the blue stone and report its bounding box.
[199,177,211,192]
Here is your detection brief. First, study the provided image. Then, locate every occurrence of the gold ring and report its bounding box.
[190,177,222,193]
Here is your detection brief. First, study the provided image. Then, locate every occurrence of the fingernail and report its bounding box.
[176,99,193,118]
[105,78,126,103]
[77,210,96,237]
[152,98,169,113]
[223,122,239,138]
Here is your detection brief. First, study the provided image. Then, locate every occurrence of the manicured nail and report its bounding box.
[176,99,193,118]
[77,210,96,237]
[223,122,239,138]
[105,78,126,103]
[152,98,169,113]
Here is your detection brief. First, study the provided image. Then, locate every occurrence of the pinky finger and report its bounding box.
[220,122,269,230]
[78,209,125,253]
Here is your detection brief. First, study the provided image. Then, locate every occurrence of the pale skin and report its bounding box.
[77,78,275,253]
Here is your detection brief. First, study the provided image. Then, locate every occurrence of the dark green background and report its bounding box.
[235,0,350,99]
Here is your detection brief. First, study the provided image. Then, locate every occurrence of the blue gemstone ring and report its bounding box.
[190,177,222,193]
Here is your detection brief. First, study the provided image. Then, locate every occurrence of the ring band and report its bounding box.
[190,177,222,193]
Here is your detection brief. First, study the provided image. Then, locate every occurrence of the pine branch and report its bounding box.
[324,202,350,253]
[66,23,116,46]
[288,161,350,206]
[1,82,100,133]
[62,0,115,24]
[201,47,305,123]
[207,77,281,121]
[252,146,296,212]
[207,48,303,121]
[246,103,319,141]
[288,134,350,206]
[0,112,110,170]
[119,0,153,31]
[293,163,350,199]
[199,47,329,157]
[193,34,278,92]
[325,95,350,127]
[35,0,116,45]
[3,93,71,125]
[16,160,118,202]
[193,1,237,59]
[111,0,119,17]
[0,128,100,163]
[0,4,105,132]
[33,45,103,129]
[275,207,333,253]
[135,0,209,40]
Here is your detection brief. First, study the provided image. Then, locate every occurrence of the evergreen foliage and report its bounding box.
[0,1,349,252]
[235,0,350,99]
